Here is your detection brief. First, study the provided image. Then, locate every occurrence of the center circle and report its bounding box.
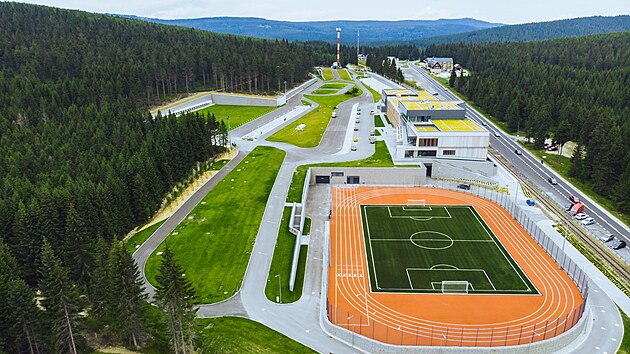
[409,231,454,250]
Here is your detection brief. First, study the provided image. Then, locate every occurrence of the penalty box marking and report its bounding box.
[404,268,497,291]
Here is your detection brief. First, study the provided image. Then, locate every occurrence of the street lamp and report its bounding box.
[284,80,287,95]
[227,115,231,147]
[275,274,282,303]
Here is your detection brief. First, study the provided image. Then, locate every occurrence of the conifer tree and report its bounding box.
[6,278,43,354]
[106,242,147,350]
[155,245,197,354]
[39,239,80,354]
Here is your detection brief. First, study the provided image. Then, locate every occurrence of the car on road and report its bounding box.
[580,217,595,225]
[481,121,488,126]
[351,144,357,151]
[612,240,626,250]
[331,111,337,118]
[457,183,471,190]
[548,177,558,185]
[599,234,614,243]
[432,92,439,96]
[494,132,500,137]
[574,213,588,220]
[514,149,523,155]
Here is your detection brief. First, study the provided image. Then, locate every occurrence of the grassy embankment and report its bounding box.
[321,68,334,80]
[338,69,352,80]
[196,105,277,130]
[267,87,362,148]
[145,146,286,303]
[264,207,310,303]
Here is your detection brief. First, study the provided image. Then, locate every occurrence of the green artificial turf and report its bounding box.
[267,88,362,148]
[265,207,308,303]
[196,105,278,130]
[360,205,538,294]
[126,220,166,254]
[196,317,316,353]
[321,68,334,80]
[338,69,352,80]
[145,146,286,303]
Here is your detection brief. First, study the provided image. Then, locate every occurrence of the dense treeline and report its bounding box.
[415,15,630,47]
[0,2,336,352]
[363,45,421,82]
[428,31,630,212]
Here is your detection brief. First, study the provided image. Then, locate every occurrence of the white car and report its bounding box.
[574,213,588,220]
[580,217,595,225]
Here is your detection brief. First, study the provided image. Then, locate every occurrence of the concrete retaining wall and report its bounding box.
[429,158,498,178]
[210,93,280,107]
[310,167,427,186]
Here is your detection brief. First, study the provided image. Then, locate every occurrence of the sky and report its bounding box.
[11,0,630,24]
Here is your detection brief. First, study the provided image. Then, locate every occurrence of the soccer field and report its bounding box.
[361,204,539,295]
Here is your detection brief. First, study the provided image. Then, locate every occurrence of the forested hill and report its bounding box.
[124,15,502,44]
[416,15,630,46]
[0,3,335,352]
[428,31,630,212]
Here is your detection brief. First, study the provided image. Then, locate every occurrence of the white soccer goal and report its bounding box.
[403,199,427,210]
[441,281,471,294]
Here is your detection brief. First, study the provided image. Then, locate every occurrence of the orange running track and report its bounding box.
[327,186,584,347]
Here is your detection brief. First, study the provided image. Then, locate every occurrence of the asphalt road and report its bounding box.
[405,63,630,253]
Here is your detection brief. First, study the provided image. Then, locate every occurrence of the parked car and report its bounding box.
[351,145,357,151]
[370,110,375,115]
[457,183,471,190]
[369,136,376,144]
[543,144,553,149]
[564,203,573,211]
[354,126,359,131]
[547,146,558,152]
[357,107,361,111]
[574,213,588,220]
[612,240,626,250]
[599,234,614,243]
[548,177,558,185]
[580,217,595,225]
[357,111,361,115]
[514,149,523,155]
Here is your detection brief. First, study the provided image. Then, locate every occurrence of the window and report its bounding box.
[418,150,437,157]
[443,150,456,156]
[419,138,438,147]
[331,172,344,177]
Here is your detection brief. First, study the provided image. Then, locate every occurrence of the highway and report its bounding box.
[405,62,630,260]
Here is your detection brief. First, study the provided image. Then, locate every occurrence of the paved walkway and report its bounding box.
[134,72,624,353]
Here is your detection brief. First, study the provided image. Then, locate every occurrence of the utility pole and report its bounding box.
[357,31,360,61]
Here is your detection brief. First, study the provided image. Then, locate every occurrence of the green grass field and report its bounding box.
[360,205,538,294]
[619,308,630,354]
[267,88,362,148]
[321,68,334,80]
[145,147,286,303]
[362,82,382,103]
[196,317,315,353]
[126,220,166,254]
[286,141,394,202]
[338,69,352,80]
[374,114,384,128]
[196,105,278,130]
[320,83,347,90]
[311,89,339,95]
[265,208,308,303]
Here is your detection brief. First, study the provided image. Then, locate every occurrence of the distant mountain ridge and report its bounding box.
[121,15,503,44]
[416,15,630,46]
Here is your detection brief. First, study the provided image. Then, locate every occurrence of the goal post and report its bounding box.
[403,199,427,210]
[441,281,470,294]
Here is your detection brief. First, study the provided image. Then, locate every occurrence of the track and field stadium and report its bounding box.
[327,186,585,347]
